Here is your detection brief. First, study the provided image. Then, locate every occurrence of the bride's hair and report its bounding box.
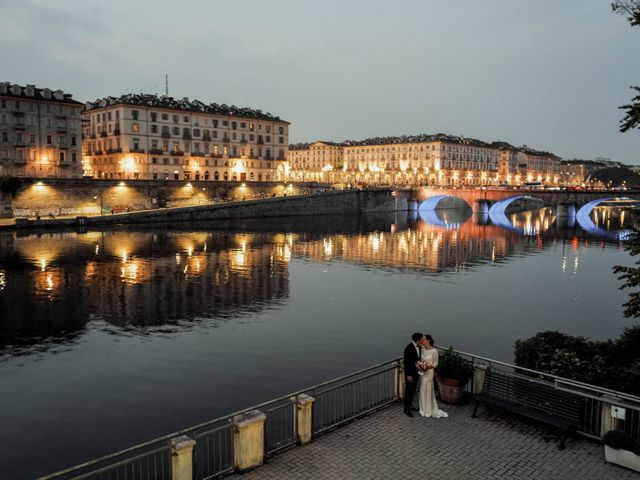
[423,334,434,347]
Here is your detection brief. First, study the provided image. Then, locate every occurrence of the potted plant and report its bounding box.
[602,430,640,472]
[436,347,474,404]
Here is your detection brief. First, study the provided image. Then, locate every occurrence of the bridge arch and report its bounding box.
[417,195,471,228]
[487,195,548,234]
[418,195,472,210]
[576,197,633,241]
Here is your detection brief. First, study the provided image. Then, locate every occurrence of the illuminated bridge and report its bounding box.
[399,188,640,241]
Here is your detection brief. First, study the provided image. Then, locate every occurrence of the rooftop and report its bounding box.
[290,134,558,157]
[228,402,636,480]
[83,93,288,123]
[0,81,82,105]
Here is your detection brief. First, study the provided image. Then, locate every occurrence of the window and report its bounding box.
[279,126,284,134]
[162,113,168,120]
[71,136,77,146]
[46,135,52,144]
[150,112,157,122]
[194,128,200,136]
[183,115,188,122]
[29,133,35,143]
[172,127,179,135]
[152,172,158,179]
[116,110,120,119]
[1,132,7,142]
[173,115,179,123]
[72,152,77,162]
[132,123,140,133]
[212,120,218,128]
[132,110,139,120]
[59,151,65,163]
[152,157,157,164]
[232,121,237,130]
[222,120,228,126]
[214,171,219,180]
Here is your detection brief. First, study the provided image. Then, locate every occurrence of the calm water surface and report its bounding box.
[0,208,635,478]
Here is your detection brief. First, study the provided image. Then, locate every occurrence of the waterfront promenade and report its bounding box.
[229,403,636,480]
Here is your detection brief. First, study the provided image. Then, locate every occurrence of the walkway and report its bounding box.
[229,403,636,480]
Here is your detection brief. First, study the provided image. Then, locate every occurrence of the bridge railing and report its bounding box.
[38,352,640,480]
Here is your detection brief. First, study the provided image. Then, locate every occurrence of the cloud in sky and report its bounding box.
[1,0,639,162]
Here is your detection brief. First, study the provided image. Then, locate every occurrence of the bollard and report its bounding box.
[397,363,406,400]
[473,363,488,394]
[232,410,266,472]
[293,394,315,444]
[600,399,622,436]
[171,435,196,480]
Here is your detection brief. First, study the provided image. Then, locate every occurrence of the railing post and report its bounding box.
[232,410,266,473]
[171,435,196,480]
[397,362,406,400]
[294,394,315,444]
[600,398,622,438]
[473,363,488,394]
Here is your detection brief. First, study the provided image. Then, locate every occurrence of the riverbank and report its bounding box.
[0,189,401,231]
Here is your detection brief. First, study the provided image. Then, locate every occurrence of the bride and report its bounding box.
[418,334,448,418]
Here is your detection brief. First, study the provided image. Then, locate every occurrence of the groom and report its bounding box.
[403,332,425,417]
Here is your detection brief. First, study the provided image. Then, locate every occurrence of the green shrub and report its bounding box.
[514,327,640,395]
[437,347,474,384]
[602,430,640,454]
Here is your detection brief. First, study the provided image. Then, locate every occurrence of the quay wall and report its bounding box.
[7,189,404,230]
[0,179,323,219]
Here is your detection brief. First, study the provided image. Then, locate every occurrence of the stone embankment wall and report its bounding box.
[1,179,318,218]
[7,189,403,230]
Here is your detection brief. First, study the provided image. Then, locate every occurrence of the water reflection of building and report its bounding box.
[0,209,630,353]
[293,222,528,274]
[0,232,290,352]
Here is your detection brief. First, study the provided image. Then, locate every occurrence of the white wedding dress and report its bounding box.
[418,348,448,418]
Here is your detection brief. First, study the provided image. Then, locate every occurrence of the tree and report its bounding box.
[612,2,640,131]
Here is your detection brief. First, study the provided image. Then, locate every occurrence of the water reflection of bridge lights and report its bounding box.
[0,270,5,291]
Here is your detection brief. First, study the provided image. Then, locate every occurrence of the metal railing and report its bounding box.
[39,351,640,480]
[306,361,398,435]
[451,349,640,441]
[39,437,172,480]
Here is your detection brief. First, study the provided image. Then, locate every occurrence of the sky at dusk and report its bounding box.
[1,0,639,163]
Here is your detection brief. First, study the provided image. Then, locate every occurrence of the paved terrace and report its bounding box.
[229,403,636,480]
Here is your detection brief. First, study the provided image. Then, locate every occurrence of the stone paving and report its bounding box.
[228,402,638,480]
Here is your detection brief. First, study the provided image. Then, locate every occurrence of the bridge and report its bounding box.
[399,187,639,241]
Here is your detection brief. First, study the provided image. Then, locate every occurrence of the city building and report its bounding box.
[82,94,290,181]
[0,82,83,178]
[288,134,562,187]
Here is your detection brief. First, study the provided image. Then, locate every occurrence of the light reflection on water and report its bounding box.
[0,208,635,479]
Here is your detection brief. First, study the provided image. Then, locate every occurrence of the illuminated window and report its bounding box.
[132,123,140,133]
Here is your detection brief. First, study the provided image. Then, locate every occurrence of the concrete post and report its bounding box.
[170,435,196,480]
[600,400,622,437]
[293,394,315,445]
[473,363,488,394]
[397,363,406,400]
[232,410,267,472]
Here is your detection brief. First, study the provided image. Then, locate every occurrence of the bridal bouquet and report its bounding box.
[416,360,428,375]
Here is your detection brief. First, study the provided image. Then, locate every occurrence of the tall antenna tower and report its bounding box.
[165,74,169,96]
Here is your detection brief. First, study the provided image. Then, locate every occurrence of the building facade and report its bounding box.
[0,82,83,178]
[82,94,290,182]
[288,134,561,187]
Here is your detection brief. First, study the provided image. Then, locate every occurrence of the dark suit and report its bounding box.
[403,342,421,411]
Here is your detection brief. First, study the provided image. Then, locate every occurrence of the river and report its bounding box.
[0,207,634,478]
